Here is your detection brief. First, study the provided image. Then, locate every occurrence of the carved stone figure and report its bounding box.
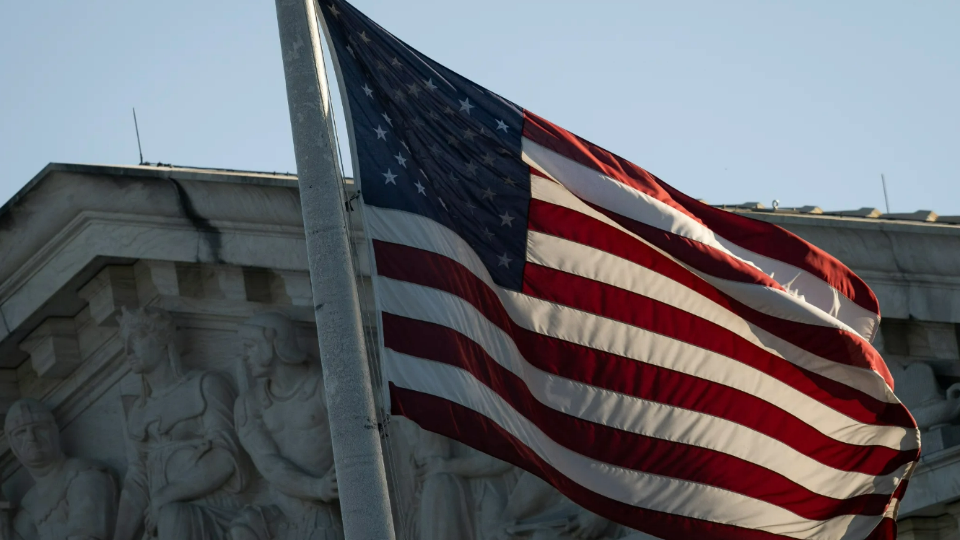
[113,307,249,540]
[890,361,960,430]
[415,445,518,540]
[3,398,118,540]
[404,425,628,540]
[229,312,343,540]
[499,471,625,540]
[408,429,475,540]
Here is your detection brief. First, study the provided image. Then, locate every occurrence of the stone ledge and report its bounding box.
[18,318,81,379]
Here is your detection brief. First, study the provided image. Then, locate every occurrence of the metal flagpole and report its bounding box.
[272,0,397,538]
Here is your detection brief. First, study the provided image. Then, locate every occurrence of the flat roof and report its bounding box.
[3,163,954,230]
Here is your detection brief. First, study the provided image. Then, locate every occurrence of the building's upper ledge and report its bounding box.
[4,163,950,231]
[0,162,358,221]
[715,201,959,229]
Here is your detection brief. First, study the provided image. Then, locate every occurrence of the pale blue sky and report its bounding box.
[2,1,957,214]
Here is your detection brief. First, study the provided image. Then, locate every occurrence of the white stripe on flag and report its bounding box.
[377,271,912,451]
[528,175,868,340]
[377,274,907,499]
[525,230,897,404]
[367,204,901,411]
[522,138,879,340]
[385,349,885,540]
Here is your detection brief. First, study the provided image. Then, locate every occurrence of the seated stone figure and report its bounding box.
[500,471,642,540]
[113,307,250,540]
[3,398,117,540]
[229,312,343,540]
[414,438,518,540]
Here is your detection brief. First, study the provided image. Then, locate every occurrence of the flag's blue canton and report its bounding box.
[322,1,530,291]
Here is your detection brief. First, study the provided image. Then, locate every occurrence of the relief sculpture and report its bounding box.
[498,470,647,540]
[415,442,518,540]
[401,419,649,540]
[3,398,118,540]
[1,305,654,540]
[229,312,343,540]
[890,360,960,430]
[405,427,475,539]
[113,307,250,540]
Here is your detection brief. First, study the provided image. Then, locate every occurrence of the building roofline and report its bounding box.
[0,163,303,220]
[3,163,955,232]
[722,207,960,231]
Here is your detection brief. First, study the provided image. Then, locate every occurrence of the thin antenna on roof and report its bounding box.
[132,108,145,165]
[881,174,891,214]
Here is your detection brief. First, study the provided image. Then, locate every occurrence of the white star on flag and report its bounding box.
[499,210,514,227]
[394,152,407,168]
[374,125,388,140]
[481,187,495,201]
[459,98,475,114]
[381,113,393,126]
[414,180,426,195]
[497,252,512,267]
[425,78,438,91]
[362,84,373,97]
[382,169,397,185]
[496,119,509,132]
[328,3,340,17]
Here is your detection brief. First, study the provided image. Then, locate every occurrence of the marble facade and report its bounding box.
[1,163,960,539]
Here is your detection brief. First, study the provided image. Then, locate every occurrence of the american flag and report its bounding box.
[319,2,920,539]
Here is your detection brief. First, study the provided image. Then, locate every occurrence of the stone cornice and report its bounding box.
[0,164,369,369]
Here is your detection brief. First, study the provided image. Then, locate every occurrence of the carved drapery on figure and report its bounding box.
[230,311,343,540]
[3,398,118,540]
[113,307,250,540]
[408,428,475,540]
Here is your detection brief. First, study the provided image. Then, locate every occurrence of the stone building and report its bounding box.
[0,163,958,539]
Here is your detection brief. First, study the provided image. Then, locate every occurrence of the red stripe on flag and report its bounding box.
[522,110,695,220]
[583,199,788,291]
[383,313,893,519]
[373,240,918,474]
[391,384,823,540]
[656,178,880,318]
[522,109,880,318]
[528,199,896,391]
[521,261,911,430]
